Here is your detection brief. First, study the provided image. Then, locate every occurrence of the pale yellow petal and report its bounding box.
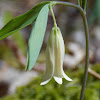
[53,28,63,77]
[41,28,55,85]
[40,79,51,85]
[57,28,72,81]
[54,76,62,84]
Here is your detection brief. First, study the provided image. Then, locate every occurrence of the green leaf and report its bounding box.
[3,11,13,24]
[78,0,82,6]
[78,0,87,12]
[0,1,50,40]
[26,4,50,71]
[3,11,26,54]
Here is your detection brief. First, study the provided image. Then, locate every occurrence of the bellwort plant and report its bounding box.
[41,6,72,85]
[0,0,89,100]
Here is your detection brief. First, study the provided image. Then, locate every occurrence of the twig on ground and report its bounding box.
[88,68,100,80]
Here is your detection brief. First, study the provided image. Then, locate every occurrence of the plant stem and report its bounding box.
[53,1,89,100]
[49,4,57,27]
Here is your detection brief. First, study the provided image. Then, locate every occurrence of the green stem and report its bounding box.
[53,1,89,100]
[49,4,57,27]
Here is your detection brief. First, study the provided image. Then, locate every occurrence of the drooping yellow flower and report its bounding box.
[41,26,72,85]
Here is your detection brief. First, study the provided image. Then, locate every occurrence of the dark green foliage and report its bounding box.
[0,1,50,40]
[2,64,100,100]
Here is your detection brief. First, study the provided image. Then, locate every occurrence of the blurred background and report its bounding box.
[0,0,100,100]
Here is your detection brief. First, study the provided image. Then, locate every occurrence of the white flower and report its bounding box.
[40,26,72,85]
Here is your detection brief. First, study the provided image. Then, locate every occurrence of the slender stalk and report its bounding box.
[49,5,57,27]
[53,1,89,100]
